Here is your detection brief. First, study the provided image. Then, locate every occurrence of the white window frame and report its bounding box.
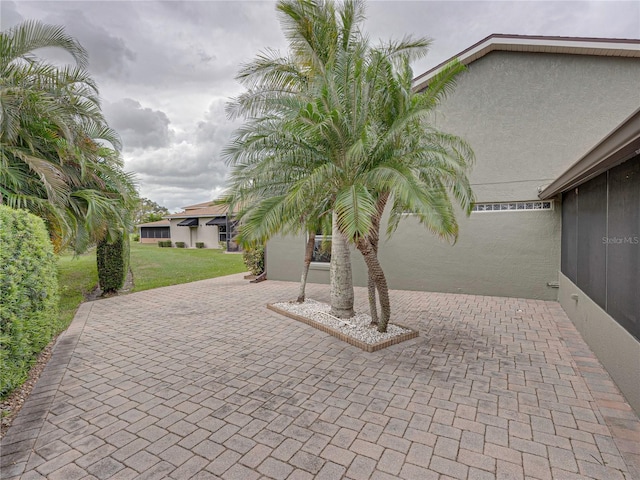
[310,233,331,268]
[471,200,554,213]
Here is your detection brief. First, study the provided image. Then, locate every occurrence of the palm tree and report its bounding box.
[224,0,368,316]
[351,53,476,331]
[224,0,475,331]
[0,20,136,252]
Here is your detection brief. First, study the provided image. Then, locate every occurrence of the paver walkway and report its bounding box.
[1,273,639,479]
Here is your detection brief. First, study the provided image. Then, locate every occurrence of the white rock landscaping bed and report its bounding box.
[269,298,419,352]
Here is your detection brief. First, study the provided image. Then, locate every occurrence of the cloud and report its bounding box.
[42,6,136,79]
[104,99,172,150]
[365,1,640,75]
[6,0,639,212]
[120,99,241,211]
[0,1,24,29]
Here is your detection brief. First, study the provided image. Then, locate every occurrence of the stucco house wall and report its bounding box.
[168,219,192,246]
[266,43,640,301]
[165,201,236,248]
[168,218,223,248]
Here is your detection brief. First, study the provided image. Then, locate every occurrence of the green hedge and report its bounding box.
[0,206,59,398]
[158,240,172,247]
[97,232,129,293]
[175,242,186,248]
[243,244,265,275]
[195,242,205,249]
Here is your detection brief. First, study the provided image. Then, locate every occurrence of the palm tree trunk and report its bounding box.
[367,273,378,326]
[297,231,315,303]
[356,237,391,332]
[329,211,354,318]
[365,192,389,326]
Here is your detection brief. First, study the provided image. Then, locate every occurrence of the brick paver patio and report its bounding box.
[1,273,639,479]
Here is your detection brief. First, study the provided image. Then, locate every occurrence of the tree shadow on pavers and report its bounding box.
[381,309,531,391]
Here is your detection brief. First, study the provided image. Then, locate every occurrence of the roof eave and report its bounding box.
[165,214,231,220]
[413,34,640,91]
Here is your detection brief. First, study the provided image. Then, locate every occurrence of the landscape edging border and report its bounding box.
[266,303,419,352]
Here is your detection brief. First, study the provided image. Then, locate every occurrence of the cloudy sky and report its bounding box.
[2,1,639,211]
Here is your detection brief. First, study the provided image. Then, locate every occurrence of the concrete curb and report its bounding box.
[266,303,419,352]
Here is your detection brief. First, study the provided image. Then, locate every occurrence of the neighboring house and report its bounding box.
[137,219,171,244]
[265,35,640,410]
[165,201,239,249]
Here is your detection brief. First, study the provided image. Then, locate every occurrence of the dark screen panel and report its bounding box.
[606,154,640,341]
[576,172,607,310]
[561,189,578,283]
[141,227,170,239]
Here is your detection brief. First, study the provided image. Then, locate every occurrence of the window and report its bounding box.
[218,224,227,242]
[312,235,331,263]
[472,201,553,212]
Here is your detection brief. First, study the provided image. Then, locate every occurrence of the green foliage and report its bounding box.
[133,197,170,225]
[0,205,59,398]
[175,242,186,248]
[0,20,137,253]
[132,233,140,242]
[196,242,205,249]
[223,0,475,331]
[145,213,164,223]
[243,245,265,275]
[96,232,129,293]
[158,240,172,247]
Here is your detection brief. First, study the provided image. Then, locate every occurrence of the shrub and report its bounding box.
[243,244,265,275]
[0,206,59,398]
[195,242,205,249]
[175,242,186,248]
[97,231,129,293]
[132,233,140,242]
[158,240,172,247]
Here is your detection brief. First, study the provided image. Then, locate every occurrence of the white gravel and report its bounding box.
[272,298,412,345]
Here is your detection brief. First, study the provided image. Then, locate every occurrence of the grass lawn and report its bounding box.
[129,242,246,292]
[57,249,98,331]
[0,244,246,404]
[57,242,247,329]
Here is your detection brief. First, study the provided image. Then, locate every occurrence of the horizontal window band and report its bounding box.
[472,201,554,212]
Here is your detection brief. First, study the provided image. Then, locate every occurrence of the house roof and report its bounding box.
[413,34,640,91]
[181,200,217,209]
[539,106,640,199]
[165,200,236,219]
[137,219,170,228]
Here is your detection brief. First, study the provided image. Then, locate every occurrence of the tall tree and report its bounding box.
[350,51,476,331]
[133,197,170,226]
[224,0,367,316]
[0,20,136,253]
[224,0,474,330]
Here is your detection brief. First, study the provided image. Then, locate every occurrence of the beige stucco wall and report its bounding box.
[437,52,640,203]
[266,52,640,300]
[558,272,640,414]
[168,218,221,248]
[139,237,159,244]
[268,204,561,300]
